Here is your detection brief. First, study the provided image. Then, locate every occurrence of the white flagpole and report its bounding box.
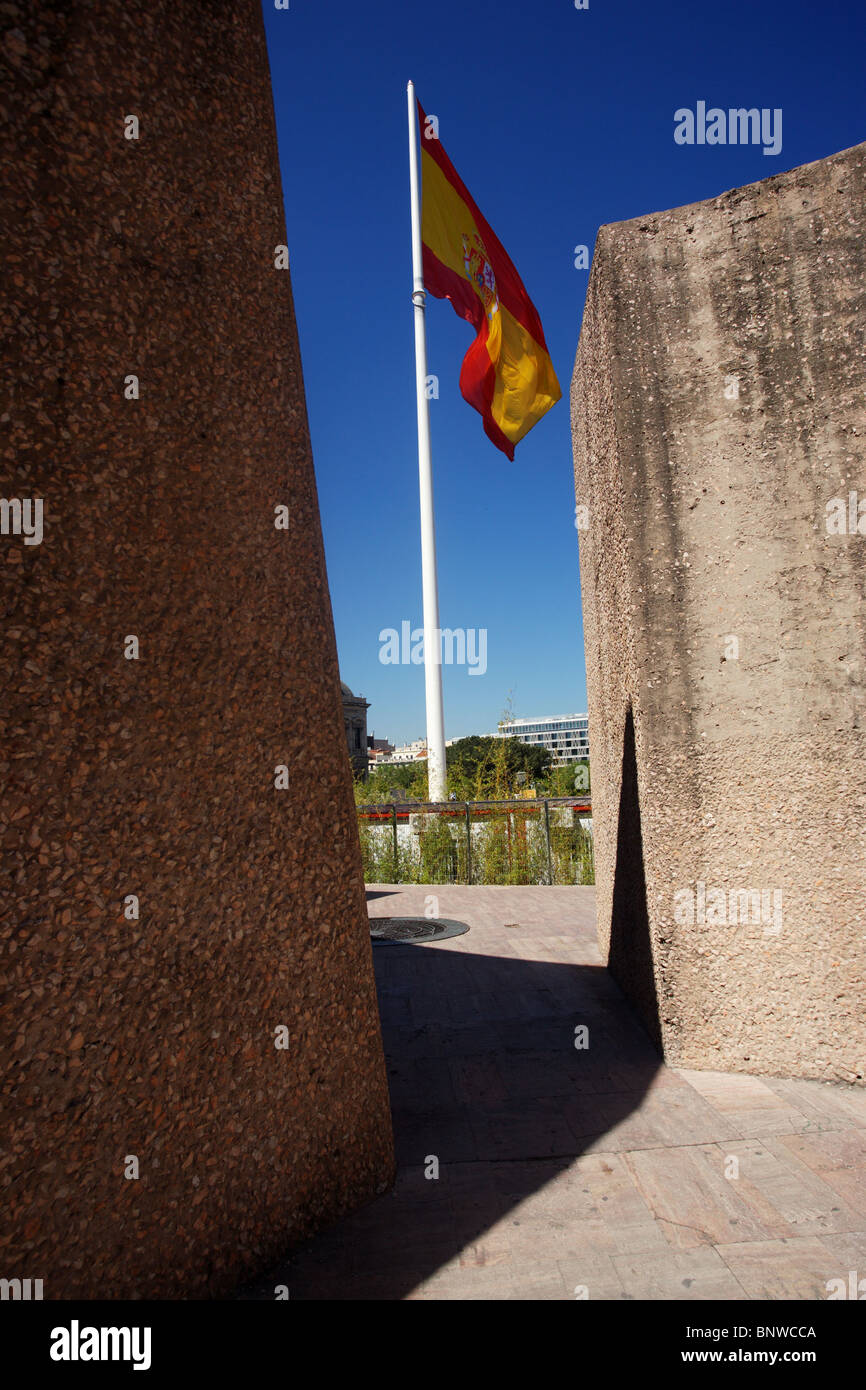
[407,80,447,802]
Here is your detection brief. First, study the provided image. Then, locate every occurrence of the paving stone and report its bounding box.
[814,1230,866,1277]
[450,1054,509,1106]
[624,1145,771,1249]
[733,1137,864,1235]
[774,1129,866,1173]
[762,1078,866,1130]
[241,886,864,1301]
[676,1069,796,1113]
[556,1254,626,1300]
[714,1237,842,1300]
[470,1099,582,1161]
[613,1246,747,1300]
[505,1266,571,1299]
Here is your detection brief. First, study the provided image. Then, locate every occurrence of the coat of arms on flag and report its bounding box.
[417,99,561,460]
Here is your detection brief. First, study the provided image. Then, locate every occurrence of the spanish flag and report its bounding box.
[418,100,561,460]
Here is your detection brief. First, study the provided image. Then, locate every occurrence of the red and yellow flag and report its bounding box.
[418,101,561,460]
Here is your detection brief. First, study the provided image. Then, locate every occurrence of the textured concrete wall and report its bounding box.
[0,1,393,1297]
[572,143,866,1084]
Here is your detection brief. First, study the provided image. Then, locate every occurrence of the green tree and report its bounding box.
[445,735,551,799]
[541,758,591,798]
[355,761,428,806]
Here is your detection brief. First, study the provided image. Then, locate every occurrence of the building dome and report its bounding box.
[340,680,353,697]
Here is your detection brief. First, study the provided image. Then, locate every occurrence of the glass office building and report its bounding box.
[498,714,590,767]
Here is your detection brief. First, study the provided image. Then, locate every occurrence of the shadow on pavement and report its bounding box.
[236,938,660,1299]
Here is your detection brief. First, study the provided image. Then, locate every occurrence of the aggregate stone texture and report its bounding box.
[0,1,394,1297]
[571,143,866,1085]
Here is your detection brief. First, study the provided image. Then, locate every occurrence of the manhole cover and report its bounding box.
[369,916,470,944]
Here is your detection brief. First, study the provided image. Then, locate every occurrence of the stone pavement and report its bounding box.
[239,886,866,1301]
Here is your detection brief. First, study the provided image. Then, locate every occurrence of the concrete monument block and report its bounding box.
[572,142,866,1083]
[0,0,393,1296]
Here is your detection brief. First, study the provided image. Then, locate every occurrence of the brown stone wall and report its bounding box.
[572,143,866,1084]
[0,1,394,1297]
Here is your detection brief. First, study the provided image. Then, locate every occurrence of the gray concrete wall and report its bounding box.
[572,142,866,1083]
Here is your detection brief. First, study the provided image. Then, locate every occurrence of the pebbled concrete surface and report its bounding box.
[571,143,866,1082]
[0,0,393,1298]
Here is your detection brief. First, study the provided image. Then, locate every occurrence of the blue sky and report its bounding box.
[262,0,864,747]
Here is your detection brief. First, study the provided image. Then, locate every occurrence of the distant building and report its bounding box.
[340,680,370,777]
[369,739,428,772]
[367,736,395,774]
[386,738,427,764]
[498,713,589,767]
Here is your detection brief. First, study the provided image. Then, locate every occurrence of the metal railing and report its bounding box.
[356,796,593,886]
